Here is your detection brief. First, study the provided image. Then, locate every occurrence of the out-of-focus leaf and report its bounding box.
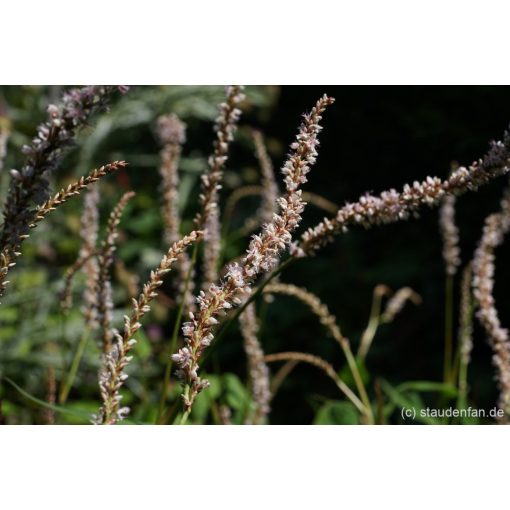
[314,401,360,425]
[380,379,442,425]
[222,373,250,413]
[397,381,457,399]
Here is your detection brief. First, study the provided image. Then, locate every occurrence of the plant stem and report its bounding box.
[443,274,454,383]
[357,288,385,360]
[457,302,474,412]
[157,242,199,423]
[179,385,192,424]
[58,327,91,404]
[342,344,374,424]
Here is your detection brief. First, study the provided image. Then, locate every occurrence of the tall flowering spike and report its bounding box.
[79,184,100,329]
[240,303,271,424]
[252,130,279,226]
[264,282,349,350]
[172,94,335,414]
[380,287,422,323]
[197,86,245,291]
[459,263,474,369]
[96,191,136,354]
[472,185,510,421]
[94,230,203,425]
[158,114,186,246]
[0,86,126,258]
[439,194,461,276]
[263,351,364,413]
[298,133,510,256]
[0,161,127,297]
[157,113,195,314]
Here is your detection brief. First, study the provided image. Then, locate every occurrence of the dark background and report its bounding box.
[259,86,510,423]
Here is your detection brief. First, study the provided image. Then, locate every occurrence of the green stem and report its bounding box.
[457,357,468,412]
[457,308,474,413]
[58,327,91,405]
[179,409,191,425]
[157,242,199,423]
[179,385,191,425]
[342,344,374,424]
[443,274,454,384]
[357,289,385,361]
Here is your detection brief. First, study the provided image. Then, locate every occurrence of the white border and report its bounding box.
[1,2,509,506]
[2,1,510,84]
[0,425,507,508]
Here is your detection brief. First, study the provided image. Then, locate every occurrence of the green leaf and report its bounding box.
[314,401,360,425]
[397,381,457,399]
[222,373,250,412]
[135,328,152,361]
[380,379,442,425]
[3,377,91,421]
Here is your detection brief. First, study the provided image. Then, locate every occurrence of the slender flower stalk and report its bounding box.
[263,281,372,422]
[224,187,337,237]
[269,359,299,399]
[43,366,56,425]
[251,129,279,226]
[223,186,267,229]
[457,263,473,410]
[472,186,510,421]
[79,184,100,329]
[439,195,461,276]
[0,86,125,259]
[157,114,195,314]
[357,285,392,360]
[239,130,278,424]
[96,191,136,354]
[158,114,186,246]
[301,191,338,215]
[59,327,92,405]
[357,285,421,360]
[298,135,510,256]
[380,287,422,323]
[60,250,98,313]
[240,302,271,424]
[172,95,335,417]
[0,161,127,297]
[439,194,461,383]
[197,86,245,291]
[264,351,365,415]
[94,230,203,425]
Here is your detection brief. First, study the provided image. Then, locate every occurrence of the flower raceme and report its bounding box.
[297,136,510,256]
[95,230,203,424]
[472,184,510,420]
[198,86,245,291]
[1,86,125,258]
[172,94,335,414]
[0,161,127,297]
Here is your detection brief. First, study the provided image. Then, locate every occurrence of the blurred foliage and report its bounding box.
[0,86,509,424]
